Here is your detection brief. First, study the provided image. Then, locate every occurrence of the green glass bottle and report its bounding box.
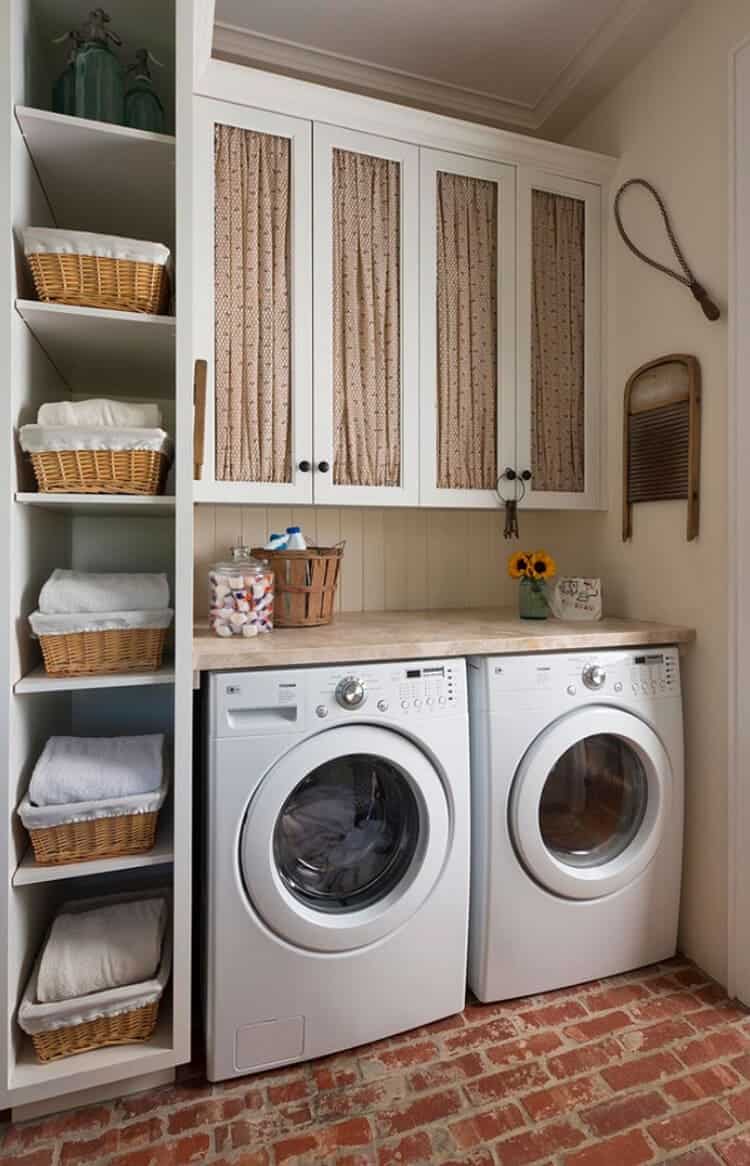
[52,31,82,116]
[124,50,165,134]
[73,9,124,125]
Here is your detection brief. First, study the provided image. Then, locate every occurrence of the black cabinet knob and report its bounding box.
[298,460,311,472]
[504,467,517,481]
[521,470,532,481]
[317,461,330,473]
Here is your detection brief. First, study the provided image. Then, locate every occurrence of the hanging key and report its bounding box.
[504,498,519,539]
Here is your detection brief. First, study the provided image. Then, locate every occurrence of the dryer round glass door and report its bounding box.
[509,706,672,900]
[240,724,451,952]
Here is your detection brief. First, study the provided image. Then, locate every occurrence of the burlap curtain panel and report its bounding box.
[332,148,401,487]
[531,190,586,493]
[435,171,498,491]
[214,125,292,483]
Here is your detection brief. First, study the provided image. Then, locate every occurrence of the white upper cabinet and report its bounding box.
[193,98,313,504]
[517,170,602,509]
[313,125,420,505]
[419,150,517,509]
[192,72,611,510]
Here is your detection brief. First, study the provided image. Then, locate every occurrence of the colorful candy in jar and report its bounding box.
[209,543,274,636]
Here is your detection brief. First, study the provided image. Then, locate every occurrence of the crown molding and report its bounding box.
[212,24,539,131]
[212,0,690,135]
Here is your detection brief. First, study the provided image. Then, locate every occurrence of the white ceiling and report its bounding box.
[213,0,689,137]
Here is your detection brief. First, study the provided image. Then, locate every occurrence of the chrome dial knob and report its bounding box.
[335,676,367,709]
[582,664,606,690]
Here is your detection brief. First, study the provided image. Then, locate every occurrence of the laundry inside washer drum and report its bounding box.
[273,753,421,912]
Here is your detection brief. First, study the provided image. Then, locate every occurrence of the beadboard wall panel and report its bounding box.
[194,505,600,620]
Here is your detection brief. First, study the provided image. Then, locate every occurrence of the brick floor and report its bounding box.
[3,957,750,1164]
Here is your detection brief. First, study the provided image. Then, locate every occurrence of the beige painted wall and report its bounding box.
[194,504,596,620]
[193,0,746,990]
[564,0,750,985]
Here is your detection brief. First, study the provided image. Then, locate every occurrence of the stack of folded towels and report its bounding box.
[17,893,171,1055]
[19,398,172,461]
[34,897,168,1005]
[28,569,173,639]
[18,733,167,836]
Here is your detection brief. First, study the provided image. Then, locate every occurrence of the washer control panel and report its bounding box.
[335,676,367,709]
[316,659,463,719]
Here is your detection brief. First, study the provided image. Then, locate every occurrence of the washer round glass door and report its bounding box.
[240,725,451,952]
[509,706,672,900]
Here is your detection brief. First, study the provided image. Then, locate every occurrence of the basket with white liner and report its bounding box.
[28,570,173,677]
[23,227,171,315]
[17,734,168,865]
[19,399,172,496]
[18,893,171,1062]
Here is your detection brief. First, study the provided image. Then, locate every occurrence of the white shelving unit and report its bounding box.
[1,0,193,1118]
[14,664,176,695]
[15,301,176,393]
[14,817,174,886]
[16,493,176,517]
[15,106,176,248]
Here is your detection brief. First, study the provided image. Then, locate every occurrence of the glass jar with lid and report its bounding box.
[209,542,274,637]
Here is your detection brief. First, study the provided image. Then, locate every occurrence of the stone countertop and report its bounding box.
[193,608,695,672]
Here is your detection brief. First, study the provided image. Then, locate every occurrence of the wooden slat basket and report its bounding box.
[26,252,169,315]
[38,627,167,678]
[30,448,169,496]
[253,545,344,628]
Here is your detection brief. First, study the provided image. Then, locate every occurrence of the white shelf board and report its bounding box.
[15,301,175,395]
[15,107,175,248]
[10,1012,174,1103]
[14,663,175,695]
[16,493,176,518]
[13,820,173,887]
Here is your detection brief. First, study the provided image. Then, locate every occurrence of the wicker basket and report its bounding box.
[30,449,169,495]
[38,627,167,677]
[253,545,344,628]
[28,810,159,866]
[31,1000,159,1063]
[26,252,169,315]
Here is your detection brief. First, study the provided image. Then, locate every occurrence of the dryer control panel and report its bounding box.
[476,647,681,710]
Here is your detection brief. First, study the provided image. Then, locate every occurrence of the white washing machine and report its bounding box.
[468,648,684,1002]
[205,658,470,1081]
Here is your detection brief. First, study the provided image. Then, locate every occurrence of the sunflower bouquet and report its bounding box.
[508,549,557,620]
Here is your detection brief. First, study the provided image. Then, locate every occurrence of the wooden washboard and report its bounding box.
[623,354,701,541]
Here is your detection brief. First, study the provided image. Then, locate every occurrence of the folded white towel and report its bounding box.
[37,400,162,428]
[20,425,172,455]
[28,734,164,807]
[38,570,170,614]
[29,608,173,636]
[19,774,168,829]
[36,897,168,1004]
[23,227,170,267]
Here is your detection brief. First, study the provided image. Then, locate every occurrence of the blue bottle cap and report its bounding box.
[287,526,301,533]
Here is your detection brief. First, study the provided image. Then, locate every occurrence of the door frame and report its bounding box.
[728,34,750,1003]
[418,150,517,509]
[516,169,603,510]
[192,97,314,505]
[312,123,420,506]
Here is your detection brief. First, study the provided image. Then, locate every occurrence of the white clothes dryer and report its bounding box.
[205,659,470,1081]
[467,649,684,1002]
